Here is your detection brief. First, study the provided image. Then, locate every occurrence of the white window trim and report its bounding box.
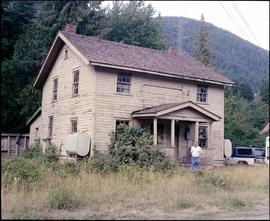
[116,73,132,94]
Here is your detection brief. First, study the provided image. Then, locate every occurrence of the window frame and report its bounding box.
[115,119,130,131]
[196,85,208,103]
[72,69,80,96]
[48,116,53,138]
[116,73,132,94]
[70,118,78,134]
[52,78,58,101]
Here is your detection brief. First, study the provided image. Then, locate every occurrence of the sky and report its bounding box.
[103,1,269,51]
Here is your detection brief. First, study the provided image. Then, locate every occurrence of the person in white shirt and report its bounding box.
[190,141,202,170]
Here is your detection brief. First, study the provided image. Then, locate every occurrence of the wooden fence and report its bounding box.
[1,133,30,157]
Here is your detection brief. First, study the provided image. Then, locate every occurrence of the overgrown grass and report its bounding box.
[1,158,269,219]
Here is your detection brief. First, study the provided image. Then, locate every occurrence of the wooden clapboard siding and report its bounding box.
[94,66,224,166]
[40,44,95,156]
[1,134,29,157]
[29,37,225,166]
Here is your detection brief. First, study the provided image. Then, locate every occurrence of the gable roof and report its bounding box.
[260,122,269,135]
[26,107,42,126]
[34,31,234,88]
[132,101,221,121]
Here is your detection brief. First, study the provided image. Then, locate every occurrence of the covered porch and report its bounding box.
[132,101,221,165]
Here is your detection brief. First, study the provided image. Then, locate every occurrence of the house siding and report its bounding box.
[40,44,95,155]
[94,67,224,166]
[29,115,41,145]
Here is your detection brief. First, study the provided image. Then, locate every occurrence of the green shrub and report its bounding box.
[48,187,76,209]
[51,161,81,177]
[87,152,119,174]
[1,157,40,188]
[44,144,58,163]
[195,170,232,190]
[107,124,174,172]
[22,144,43,159]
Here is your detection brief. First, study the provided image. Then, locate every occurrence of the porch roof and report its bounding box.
[131,101,221,121]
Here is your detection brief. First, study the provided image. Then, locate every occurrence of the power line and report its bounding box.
[230,1,261,46]
[218,1,251,41]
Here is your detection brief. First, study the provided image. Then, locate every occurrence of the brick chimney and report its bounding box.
[167,46,179,56]
[63,24,76,33]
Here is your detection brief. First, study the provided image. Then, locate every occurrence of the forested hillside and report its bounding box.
[160,16,269,91]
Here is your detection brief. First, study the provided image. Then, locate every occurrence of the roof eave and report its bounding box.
[91,62,234,86]
[33,31,90,89]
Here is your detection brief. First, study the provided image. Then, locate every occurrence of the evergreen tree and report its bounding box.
[194,14,212,66]
[259,79,269,104]
[102,1,166,50]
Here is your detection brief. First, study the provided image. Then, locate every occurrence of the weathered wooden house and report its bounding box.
[27,25,234,166]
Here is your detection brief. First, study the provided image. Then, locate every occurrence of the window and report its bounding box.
[73,70,79,96]
[64,49,68,59]
[48,116,53,138]
[52,78,58,101]
[116,73,131,93]
[198,126,207,148]
[197,85,208,102]
[237,148,253,156]
[35,127,39,140]
[71,118,78,133]
[116,119,130,131]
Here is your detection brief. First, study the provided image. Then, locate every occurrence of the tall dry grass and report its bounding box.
[1,165,269,219]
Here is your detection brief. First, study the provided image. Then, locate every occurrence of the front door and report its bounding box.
[178,121,193,163]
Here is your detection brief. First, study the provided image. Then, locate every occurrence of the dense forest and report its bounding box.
[160,16,269,92]
[1,1,269,146]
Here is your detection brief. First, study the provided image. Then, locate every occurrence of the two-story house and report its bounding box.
[27,24,234,166]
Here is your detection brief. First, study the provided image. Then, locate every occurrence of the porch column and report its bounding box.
[208,122,212,149]
[171,119,175,147]
[195,121,199,144]
[153,118,157,146]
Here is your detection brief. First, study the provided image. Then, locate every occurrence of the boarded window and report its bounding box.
[48,116,53,138]
[198,126,207,148]
[71,118,78,133]
[116,120,130,131]
[116,73,131,93]
[52,78,58,101]
[196,85,208,102]
[73,70,79,96]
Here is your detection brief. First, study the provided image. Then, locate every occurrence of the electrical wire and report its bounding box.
[230,1,261,46]
[218,1,251,42]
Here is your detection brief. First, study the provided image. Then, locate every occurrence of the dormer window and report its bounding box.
[196,85,208,103]
[64,49,68,59]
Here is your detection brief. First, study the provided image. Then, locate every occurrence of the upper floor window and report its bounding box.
[196,85,208,103]
[48,116,53,138]
[64,49,68,59]
[73,70,79,96]
[71,118,78,133]
[116,73,131,94]
[52,78,58,101]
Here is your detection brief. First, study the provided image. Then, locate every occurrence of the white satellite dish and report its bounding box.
[64,132,90,157]
[224,139,232,158]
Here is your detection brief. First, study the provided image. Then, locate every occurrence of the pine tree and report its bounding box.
[194,14,212,66]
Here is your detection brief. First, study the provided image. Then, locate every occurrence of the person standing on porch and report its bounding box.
[190,141,202,170]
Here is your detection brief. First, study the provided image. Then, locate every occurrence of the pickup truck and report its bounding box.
[225,146,260,165]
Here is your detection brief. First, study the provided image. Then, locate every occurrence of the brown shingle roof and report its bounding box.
[60,31,234,85]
